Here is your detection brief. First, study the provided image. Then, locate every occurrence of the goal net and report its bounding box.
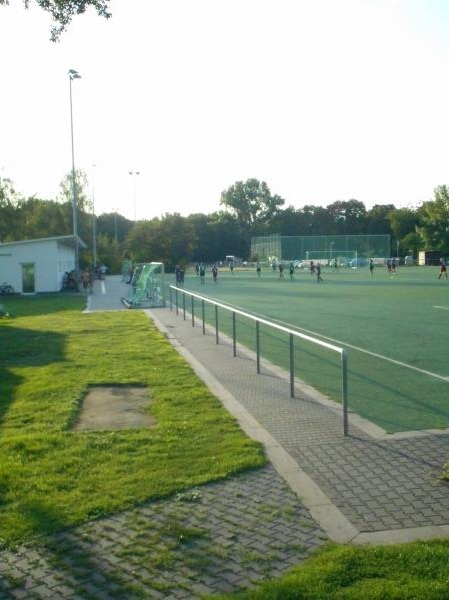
[305,251,357,266]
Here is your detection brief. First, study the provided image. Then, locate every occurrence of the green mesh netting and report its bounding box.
[251,234,390,261]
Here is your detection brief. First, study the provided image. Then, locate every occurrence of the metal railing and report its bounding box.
[169,285,349,435]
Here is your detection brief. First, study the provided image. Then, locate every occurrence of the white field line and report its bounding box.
[236,307,449,383]
[434,305,449,310]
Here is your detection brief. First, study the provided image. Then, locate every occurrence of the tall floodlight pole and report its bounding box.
[92,163,97,269]
[68,69,81,280]
[113,209,118,244]
[129,170,140,221]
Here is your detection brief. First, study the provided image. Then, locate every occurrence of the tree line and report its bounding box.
[1,175,448,273]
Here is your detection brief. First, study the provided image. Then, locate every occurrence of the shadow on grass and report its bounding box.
[1,294,85,318]
[0,368,23,427]
[0,327,66,426]
[0,326,66,368]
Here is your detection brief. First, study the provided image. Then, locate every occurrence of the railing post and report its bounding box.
[202,300,205,335]
[215,305,219,344]
[342,350,349,436]
[289,333,295,398]
[169,290,348,437]
[256,320,260,374]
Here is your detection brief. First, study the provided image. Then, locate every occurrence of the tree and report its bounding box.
[0,0,112,41]
[416,185,449,252]
[97,212,133,245]
[124,214,196,269]
[0,177,21,241]
[296,205,334,235]
[270,206,304,236]
[58,169,90,213]
[366,204,395,235]
[326,200,367,234]
[388,207,421,256]
[18,197,70,239]
[220,179,285,235]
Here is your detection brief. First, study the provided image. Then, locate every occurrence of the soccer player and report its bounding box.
[256,262,261,278]
[199,263,206,285]
[289,261,294,280]
[279,263,284,279]
[316,263,323,282]
[369,258,374,276]
[391,258,397,274]
[438,257,448,279]
[310,261,315,276]
[212,264,218,283]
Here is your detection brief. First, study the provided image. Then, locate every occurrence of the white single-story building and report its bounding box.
[0,235,87,294]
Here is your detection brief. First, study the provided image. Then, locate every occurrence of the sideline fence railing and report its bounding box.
[169,285,349,436]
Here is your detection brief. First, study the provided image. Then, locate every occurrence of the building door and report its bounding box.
[22,263,35,294]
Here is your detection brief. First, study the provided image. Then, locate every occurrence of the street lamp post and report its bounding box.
[92,163,97,269]
[68,69,81,281]
[113,209,118,244]
[129,170,140,221]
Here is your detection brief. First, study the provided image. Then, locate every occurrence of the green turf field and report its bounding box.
[177,264,449,434]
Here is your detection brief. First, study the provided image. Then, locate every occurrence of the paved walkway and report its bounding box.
[0,276,447,599]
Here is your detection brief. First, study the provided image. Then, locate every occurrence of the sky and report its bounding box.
[1,0,449,221]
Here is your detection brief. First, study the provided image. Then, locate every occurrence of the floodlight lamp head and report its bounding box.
[68,69,81,80]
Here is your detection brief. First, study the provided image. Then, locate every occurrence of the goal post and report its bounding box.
[304,250,357,266]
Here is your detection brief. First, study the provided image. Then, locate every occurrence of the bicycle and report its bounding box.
[0,282,15,295]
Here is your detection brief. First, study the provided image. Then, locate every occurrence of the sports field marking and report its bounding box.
[239,306,449,383]
[434,305,449,310]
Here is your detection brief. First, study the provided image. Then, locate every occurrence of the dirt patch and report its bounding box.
[72,386,156,431]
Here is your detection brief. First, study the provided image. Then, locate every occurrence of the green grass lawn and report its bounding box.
[0,295,265,545]
[219,540,449,599]
[179,265,449,433]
